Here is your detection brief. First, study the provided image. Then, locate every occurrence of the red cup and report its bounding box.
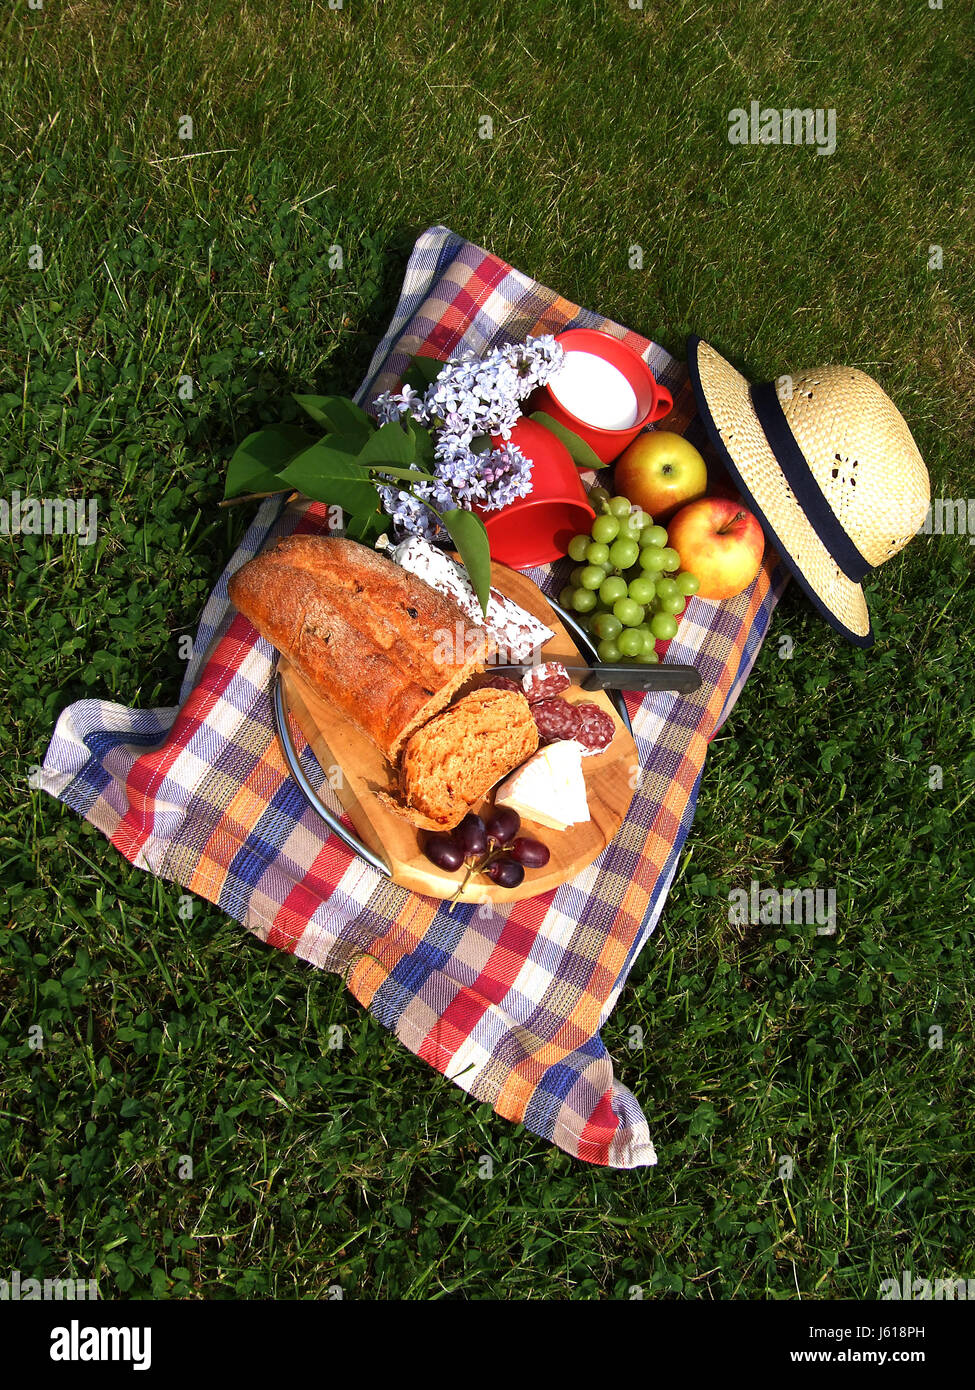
[476,417,595,570]
[530,328,674,466]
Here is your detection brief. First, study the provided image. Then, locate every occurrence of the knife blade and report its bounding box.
[489,662,702,694]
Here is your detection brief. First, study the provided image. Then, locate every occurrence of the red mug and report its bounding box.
[476,417,594,570]
[530,328,674,466]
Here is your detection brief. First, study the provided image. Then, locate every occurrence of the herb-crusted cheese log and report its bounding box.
[228,535,490,761]
[386,535,554,661]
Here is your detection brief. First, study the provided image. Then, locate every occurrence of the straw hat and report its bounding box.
[686,336,930,647]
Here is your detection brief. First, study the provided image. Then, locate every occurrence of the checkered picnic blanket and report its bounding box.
[39,226,787,1168]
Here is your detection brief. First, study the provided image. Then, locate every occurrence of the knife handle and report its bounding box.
[580,663,703,695]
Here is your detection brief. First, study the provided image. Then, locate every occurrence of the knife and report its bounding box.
[490,662,702,695]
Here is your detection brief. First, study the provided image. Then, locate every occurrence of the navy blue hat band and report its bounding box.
[749,381,873,584]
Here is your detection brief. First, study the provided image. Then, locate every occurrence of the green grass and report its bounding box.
[1,0,974,1299]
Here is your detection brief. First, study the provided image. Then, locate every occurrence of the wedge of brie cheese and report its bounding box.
[495,740,590,832]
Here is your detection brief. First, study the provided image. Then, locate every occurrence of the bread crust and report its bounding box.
[228,535,490,759]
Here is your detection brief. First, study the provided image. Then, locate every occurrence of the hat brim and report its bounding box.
[686,336,874,648]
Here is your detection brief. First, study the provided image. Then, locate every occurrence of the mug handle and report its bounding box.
[648,382,673,423]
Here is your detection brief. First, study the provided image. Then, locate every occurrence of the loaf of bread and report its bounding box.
[382,687,540,831]
[228,535,490,760]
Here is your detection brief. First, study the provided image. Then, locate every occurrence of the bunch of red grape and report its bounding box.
[559,490,700,662]
[424,809,549,895]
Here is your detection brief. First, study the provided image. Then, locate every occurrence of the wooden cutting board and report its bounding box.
[277,561,638,904]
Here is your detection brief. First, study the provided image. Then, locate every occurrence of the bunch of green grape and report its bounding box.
[558,491,700,664]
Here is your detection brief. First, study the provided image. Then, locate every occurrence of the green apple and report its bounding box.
[614,431,708,521]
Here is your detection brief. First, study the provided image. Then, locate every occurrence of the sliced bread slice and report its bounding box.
[380,687,539,831]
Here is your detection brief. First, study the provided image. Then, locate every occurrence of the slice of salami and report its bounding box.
[572,702,616,754]
[521,661,570,704]
[479,674,521,693]
[531,696,583,743]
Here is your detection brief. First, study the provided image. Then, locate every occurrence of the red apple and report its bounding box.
[667,498,765,601]
[613,430,708,521]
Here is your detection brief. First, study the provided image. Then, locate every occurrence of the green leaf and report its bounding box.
[223,425,312,498]
[345,507,391,542]
[291,395,333,427]
[292,394,374,445]
[404,415,435,470]
[278,442,379,515]
[322,430,377,459]
[440,508,491,616]
[530,411,606,471]
[362,464,430,483]
[357,419,417,468]
[401,354,444,393]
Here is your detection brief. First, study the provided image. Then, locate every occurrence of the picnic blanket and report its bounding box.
[39,225,788,1167]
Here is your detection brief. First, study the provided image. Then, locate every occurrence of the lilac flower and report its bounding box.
[376,484,442,542]
[499,334,564,397]
[372,383,426,425]
[421,344,524,442]
[431,436,490,507]
[430,437,533,513]
[371,334,558,536]
[472,441,533,512]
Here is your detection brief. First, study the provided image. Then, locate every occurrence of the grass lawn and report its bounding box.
[1,0,973,1299]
